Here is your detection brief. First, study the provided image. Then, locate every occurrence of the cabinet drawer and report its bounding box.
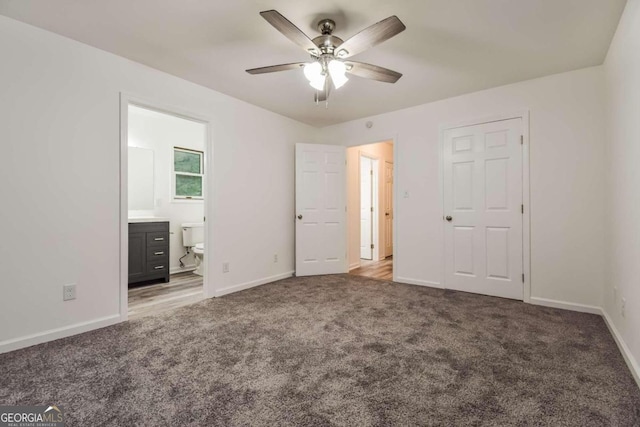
[147,260,168,274]
[147,232,169,246]
[147,248,168,260]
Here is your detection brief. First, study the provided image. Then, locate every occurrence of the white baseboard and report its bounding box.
[213,271,294,298]
[171,264,196,275]
[0,314,121,354]
[395,276,443,289]
[601,310,640,389]
[349,262,361,271]
[529,297,602,314]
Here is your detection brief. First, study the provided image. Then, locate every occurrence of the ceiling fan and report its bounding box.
[246,10,406,103]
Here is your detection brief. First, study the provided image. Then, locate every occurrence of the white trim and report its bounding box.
[213,271,294,297]
[383,160,394,260]
[0,315,120,354]
[120,92,215,318]
[602,310,640,388]
[170,264,196,275]
[392,136,398,282]
[349,262,361,271]
[395,276,443,289]
[438,110,531,301]
[521,112,532,303]
[529,296,602,315]
[119,94,129,322]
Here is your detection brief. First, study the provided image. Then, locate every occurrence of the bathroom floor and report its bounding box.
[128,272,204,320]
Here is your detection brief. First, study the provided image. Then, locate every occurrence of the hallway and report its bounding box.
[349,257,393,281]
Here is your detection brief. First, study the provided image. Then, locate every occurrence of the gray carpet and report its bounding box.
[1,274,639,426]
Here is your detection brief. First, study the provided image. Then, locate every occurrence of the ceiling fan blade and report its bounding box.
[260,10,319,55]
[345,61,402,83]
[335,16,406,58]
[246,62,306,74]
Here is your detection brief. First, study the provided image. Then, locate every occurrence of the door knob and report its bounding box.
[446,216,452,222]
[385,212,390,216]
[297,214,303,220]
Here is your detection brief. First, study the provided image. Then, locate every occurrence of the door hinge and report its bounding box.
[371,244,374,249]
[522,273,525,283]
[521,204,524,214]
[520,135,524,145]
[370,207,374,212]
[370,169,373,175]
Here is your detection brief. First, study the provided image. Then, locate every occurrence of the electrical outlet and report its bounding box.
[274,254,278,263]
[621,298,626,318]
[222,262,230,273]
[63,284,76,301]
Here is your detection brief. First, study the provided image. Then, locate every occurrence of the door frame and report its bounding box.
[346,138,397,281]
[383,160,394,258]
[359,152,379,261]
[439,111,531,302]
[119,92,214,322]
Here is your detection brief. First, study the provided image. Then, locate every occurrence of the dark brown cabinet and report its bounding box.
[128,221,170,286]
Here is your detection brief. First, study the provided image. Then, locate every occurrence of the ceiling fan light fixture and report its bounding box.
[304,62,325,90]
[328,60,348,89]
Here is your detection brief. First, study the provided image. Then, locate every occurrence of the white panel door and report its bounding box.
[295,143,347,276]
[384,161,394,258]
[443,118,523,300]
[360,156,373,260]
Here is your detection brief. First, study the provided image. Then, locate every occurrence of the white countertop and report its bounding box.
[128,217,170,224]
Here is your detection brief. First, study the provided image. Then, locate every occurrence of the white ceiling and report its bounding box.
[0,0,626,127]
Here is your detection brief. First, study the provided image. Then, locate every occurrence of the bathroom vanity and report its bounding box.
[128,219,170,286]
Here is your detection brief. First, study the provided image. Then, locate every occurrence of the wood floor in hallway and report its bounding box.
[128,271,204,319]
[349,257,393,281]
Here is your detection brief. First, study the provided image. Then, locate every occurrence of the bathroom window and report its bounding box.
[173,147,204,200]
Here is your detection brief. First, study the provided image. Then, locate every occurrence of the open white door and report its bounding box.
[443,118,523,300]
[360,156,373,260]
[295,143,347,276]
[384,161,394,258]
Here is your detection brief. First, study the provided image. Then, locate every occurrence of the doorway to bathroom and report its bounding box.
[121,98,210,320]
[347,141,394,281]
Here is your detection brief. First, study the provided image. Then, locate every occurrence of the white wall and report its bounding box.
[322,67,607,308]
[603,0,640,382]
[128,105,206,273]
[347,141,394,269]
[0,15,316,350]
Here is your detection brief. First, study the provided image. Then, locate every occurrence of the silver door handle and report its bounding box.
[154,251,164,255]
[154,237,164,241]
[154,266,165,270]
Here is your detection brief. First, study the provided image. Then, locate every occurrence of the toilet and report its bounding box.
[181,223,204,276]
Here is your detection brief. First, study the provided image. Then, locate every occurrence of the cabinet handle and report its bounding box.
[154,266,165,270]
[154,237,164,241]
[154,251,164,255]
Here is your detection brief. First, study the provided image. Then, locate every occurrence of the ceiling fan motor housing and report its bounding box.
[317,19,336,35]
[312,19,344,56]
